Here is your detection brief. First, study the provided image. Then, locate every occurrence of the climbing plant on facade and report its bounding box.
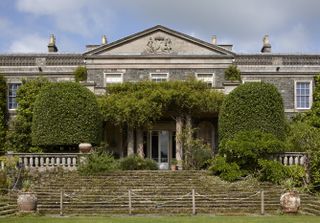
[0,75,7,153]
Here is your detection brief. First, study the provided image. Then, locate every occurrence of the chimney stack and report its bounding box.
[211,35,217,45]
[48,34,58,52]
[102,35,107,44]
[261,35,271,53]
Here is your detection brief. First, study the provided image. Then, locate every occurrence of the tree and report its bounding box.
[5,77,49,152]
[74,66,87,82]
[224,65,241,81]
[32,82,102,149]
[0,75,7,153]
[219,82,286,142]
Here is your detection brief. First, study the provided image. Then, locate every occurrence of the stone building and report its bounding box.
[1,25,318,169]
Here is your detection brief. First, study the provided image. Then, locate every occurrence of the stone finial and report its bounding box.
[261,34,271,53]
[48,34,58,52]
[211,35,217,45]
[102,35,107,44]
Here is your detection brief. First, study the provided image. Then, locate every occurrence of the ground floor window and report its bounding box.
[295,81,312,109]
[8,83,21,110]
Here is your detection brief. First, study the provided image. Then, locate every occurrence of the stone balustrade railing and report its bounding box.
[0,153,86,171]
[272,152,308,166]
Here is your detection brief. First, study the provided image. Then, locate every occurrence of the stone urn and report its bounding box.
[17,192,37,213]
[280,191,300,213]
[79,143,92,153]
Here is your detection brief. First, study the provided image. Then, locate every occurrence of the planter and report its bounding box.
[280,191,300,213]
[79,143,92,153]
[171,164,177,171]
[17,192,37,213]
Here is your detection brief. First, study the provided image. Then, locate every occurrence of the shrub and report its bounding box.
[74,66,87,82]
[258,159,306,187]
[310,150,320,189]
[183,139,212,170]
[219,130,286,171]
[0,75,7,153]
[5,78,49,152]
[219,82,286,142]
[208,156,242,182]
[0,170,8,194]
[32,82,102,149]
[119,155,158,170]
[258,159,288,184]
[78,152,118,175]
[224,65,241,81]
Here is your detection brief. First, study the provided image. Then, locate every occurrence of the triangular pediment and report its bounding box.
[84,25,234,57]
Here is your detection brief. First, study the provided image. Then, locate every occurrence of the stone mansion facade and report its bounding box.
[1,25,318,169]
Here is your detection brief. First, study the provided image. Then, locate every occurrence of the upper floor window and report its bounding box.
[8,83,21,110]
[150,73,168,82]
[196,73,214,87]
[104,73,123,86]
[295,81,312,109]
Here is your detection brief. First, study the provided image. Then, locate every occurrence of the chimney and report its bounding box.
[102,35,107,44]
[211,35,217,45]
[48,34,58,52]
[261,35,271,53]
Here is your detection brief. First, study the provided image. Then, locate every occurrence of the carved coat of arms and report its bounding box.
[145,36,172,54]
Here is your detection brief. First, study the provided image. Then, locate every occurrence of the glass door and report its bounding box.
[150,131,170,169]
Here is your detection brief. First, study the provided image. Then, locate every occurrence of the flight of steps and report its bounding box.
[0,195,17,217]
[29,171,286,215]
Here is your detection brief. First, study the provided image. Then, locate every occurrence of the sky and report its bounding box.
[0,0,320,54]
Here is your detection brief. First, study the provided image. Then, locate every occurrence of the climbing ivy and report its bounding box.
[0,75,7,153]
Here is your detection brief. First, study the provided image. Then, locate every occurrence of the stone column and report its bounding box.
[176,116,183,170]
[127,126,134,156]
[136,128,144,158]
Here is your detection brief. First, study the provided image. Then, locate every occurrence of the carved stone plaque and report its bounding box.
[145,36,173,54]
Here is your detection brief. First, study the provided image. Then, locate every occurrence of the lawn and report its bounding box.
[1,215,320,223]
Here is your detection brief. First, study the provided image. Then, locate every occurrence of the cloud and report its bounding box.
[16,0,115,37]
[9,34,48,53]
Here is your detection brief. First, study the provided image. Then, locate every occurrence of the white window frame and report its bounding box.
[8,83,21,110]
[149,73,169,82]
[195,73,215,87]
[294,80,312,110]
[104,73,123,87]
[242,79,261,83]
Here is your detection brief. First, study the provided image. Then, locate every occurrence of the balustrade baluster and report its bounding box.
[72,157,77,166]
[283,156,288,165]
[289,156,293,165]
[35,157,39,167]
[67,157,71,167]
[40,157,44,167]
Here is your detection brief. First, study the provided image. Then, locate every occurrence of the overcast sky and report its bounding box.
[1,0,320,54]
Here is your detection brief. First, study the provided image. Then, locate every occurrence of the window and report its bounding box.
[150,73,168,82]
[196,73,214,87]
[8,83,21,110]
[295,81,312,109]
[104,73,123,86]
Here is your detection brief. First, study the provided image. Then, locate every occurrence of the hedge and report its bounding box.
[32,82,101,147]
[219,82,286,141]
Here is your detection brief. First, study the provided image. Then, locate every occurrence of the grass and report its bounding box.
[1,215,320,223]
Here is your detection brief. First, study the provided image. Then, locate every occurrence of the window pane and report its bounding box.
[151,73,168,82]
[105,74,122,85]
[196,74,213,87]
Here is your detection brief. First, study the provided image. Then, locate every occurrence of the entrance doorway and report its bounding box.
[150,131,175,170]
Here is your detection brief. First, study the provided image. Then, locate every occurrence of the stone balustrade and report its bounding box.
[1,153,85,171]
[273,152,308,166]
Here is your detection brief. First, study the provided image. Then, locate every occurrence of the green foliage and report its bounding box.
[32,82,102,148]
[74,66,87,82]
[99,80,224,128]
[258,159,305,187]
[219,82,286,142]
[258,159,288,184]
[0,170,8,194]
[0,75,7,153]
[208,156,242,182]
[310,150,320,188]
[224,65,241,81]
[219,130,286,171]
[119,155,158,170]
[78,152,118,175]
[286,121,320,152]
[5,78,49,152]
